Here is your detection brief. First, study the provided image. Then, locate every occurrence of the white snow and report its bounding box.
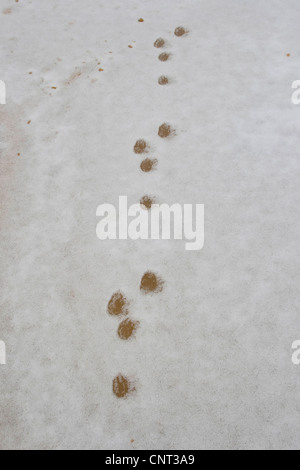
[1,0,300,450]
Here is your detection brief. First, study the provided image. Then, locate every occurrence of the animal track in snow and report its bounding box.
[158,52,170,62]
[140,195,156,210]
[158,123,174,138]
[140,158,158,173]
[140,271,164,294]
[110,22,189,398]
[174,26,188,37]
[158,76,169,85]
[154,38,165,48]
[107,291,129,317]
[134,139,149,155]
[112,374,135,398]
[118,319,140,340]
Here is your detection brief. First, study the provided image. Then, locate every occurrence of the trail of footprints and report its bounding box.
[110,24,189,399]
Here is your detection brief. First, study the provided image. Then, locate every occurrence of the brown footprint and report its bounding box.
[140,195,156,210]
[154,38,165,48]
[174,26,188,37]
[140,271,164,294]
[107,291,129,316]
[158,76,169,86]
[140,158,158,173]
[118,318,140,340]
[158,52,170,62]
[158,123,175,138]
[112,374,135,398]
[134,139,149,154]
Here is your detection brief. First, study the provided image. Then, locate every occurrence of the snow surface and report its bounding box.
[1,0,300,450]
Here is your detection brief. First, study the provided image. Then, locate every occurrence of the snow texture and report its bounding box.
[0,0,300,450]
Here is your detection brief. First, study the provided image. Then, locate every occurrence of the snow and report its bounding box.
[1,0,300,450]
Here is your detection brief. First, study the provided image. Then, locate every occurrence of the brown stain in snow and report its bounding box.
[140,195,156,210]
[154,38,165,48]
[113,374,135,398]
[118,318,139,340]
[174,26,188,37]
[158,53,170,62]
[158,76,169,85]
[140,271,164,294]
[107,291,129,317]
[134,139,149,154]
[140,158,158,173]
[65,70,82,86]
[158,123,174,138]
